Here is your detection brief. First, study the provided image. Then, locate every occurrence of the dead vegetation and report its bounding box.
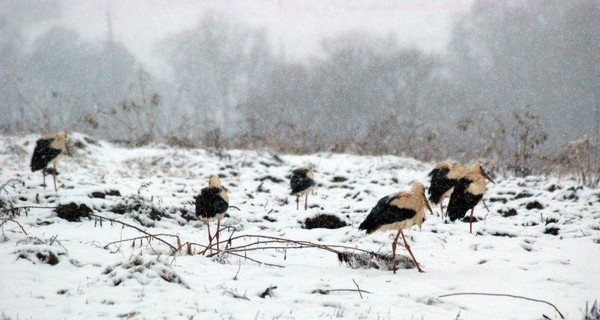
[304,214,348,230]
[14,236,69,266]
[337,251,415,271]
[102,254,189,288]
[55,203,92,222]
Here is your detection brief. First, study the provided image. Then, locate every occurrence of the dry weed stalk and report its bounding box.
[557,136,600,187]
[439,292,564,319]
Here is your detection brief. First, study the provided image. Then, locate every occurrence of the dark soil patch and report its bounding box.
[525,201,544,210]
[514,192,533,200]
[108,196,165,226]
[488,197,508,203]
[55,203,92,222]
[90,190,121,199]
[304,214,348,229]
[256,175,284,183]
[487,231,517,238]
[544,226,560,236]
[331,176,348,183]
[498,208,518,217]
[263,215,277,222]
[17,250,61,266]
[36,251,59,265]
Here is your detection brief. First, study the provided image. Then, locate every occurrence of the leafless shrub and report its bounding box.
[165,134,198,149]
[556,136,600,187]
[234,118,327,154]
[582,300,600,320]
[94,69,160,146]
[456,107,548,176]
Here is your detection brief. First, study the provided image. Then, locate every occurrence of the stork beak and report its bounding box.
[425,201,434,215]
[482,170,495,184]
[423,194,434,215]
[65,143,72,156]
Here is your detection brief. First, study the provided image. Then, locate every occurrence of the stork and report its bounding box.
[359,182,433,273]
[290,167,315,210]
[30,130,70,191]
[196,175,229,253]
[428,161,467,218]
[446,162,495,233]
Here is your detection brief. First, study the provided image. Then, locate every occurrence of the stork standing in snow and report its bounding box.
[196,175,229,253]
[30,130,71,191]
[428,161,467,218]
[359,182,433,273]
[290,167,315,210]
[446,162,495,233]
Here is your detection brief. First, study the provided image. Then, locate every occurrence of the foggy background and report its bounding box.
[1,0,599,176]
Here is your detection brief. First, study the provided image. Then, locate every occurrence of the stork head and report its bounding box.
[294,166,314,180]
[471,161,495,184]
[208,175,222,188]
[56,130,71,156]
[412,182,434,215]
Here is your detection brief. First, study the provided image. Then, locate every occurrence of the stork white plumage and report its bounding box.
[359,182,433,273]
[446,162,495,233]
[195,175,229,253]
[290,167,315,210]
[428,161,468,218]
[30,130,71,191]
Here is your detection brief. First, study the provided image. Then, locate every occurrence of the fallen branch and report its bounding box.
[259,285,277,298]
[312,288,373,295]
[219,285,250,300]
[91,213,178,254]
[187,241,284,268]
[0,218,28,235]
[438,292,564,319]
[206,234,378,258]
[352,279,365,299]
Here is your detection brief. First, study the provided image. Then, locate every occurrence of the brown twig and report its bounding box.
[438,292,564,319]
[207,234,378,258]
[219,285,250,300]
[259,286,277,298]
[312,288,373,295]
[352,279,365,299]
[0,218,28,235]
[91,213,178,254]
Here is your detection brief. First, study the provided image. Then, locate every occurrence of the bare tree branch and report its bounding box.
[438,292,564,319]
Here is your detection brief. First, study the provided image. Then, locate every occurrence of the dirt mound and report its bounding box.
[55,203,92,222]
[304,214,348,229]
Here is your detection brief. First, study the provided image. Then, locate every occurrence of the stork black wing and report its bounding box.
[290,170,315,194]
[196,187,229,219]
[358,195,417,234]
[30,138,61,172]
[428,167,455,204]
[447,178,483,221]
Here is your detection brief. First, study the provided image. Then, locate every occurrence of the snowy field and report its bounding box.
[0,132,599,319]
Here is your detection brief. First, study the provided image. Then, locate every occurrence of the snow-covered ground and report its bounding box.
[1,132,598,319]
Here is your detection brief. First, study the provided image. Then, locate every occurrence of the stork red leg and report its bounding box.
[216,219,221,253]
[469,208,474,234]
[206,221,213,255]
[400,230,424,273]
[391,229,402,274]
[42,171,46,189]
[52,162,57,191]
[296,194,299,211]
[304,193,308,211]
[440,203,445,219]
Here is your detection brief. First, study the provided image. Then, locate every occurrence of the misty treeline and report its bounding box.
[1,0,599,184]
